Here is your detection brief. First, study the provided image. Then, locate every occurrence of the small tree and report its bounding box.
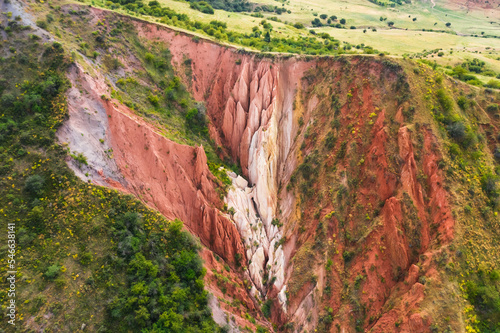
[446,22,451,27]
[388,21,394,27]
[144,52,154,63]
[264,31,271,43]
[320,14,327,20]
[340,18,346,24]
[312,18,323,27]
[25,175,45,197]
[45,264,62,280]
[447,122,466,142]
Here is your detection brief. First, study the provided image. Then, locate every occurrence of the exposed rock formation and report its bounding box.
[138,22,314,312]
[58,62,246,268]
[59,10,462,332]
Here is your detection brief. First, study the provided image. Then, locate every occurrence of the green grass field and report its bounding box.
[135,0,500,73]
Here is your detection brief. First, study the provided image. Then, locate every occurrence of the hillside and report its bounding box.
[71,0,500,83]
[0,0,500,332]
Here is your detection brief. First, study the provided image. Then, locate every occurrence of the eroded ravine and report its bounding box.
[222,61,290,310]
[144,22,316,312]
[57,26,310,325]
[190,57,313,314]
[55,7,465,332]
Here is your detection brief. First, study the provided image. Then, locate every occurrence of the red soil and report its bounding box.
[69,9,459,332]
[104,100,247,264]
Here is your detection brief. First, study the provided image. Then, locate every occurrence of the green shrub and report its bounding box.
[494,147,500,161]
[325,131,337,149]
[190,1,215,14]
[336,140,347,159]
[102,55,123,70]
[79,252,93,265]
[147,93,159,106]
[144,52,155,63]
[343,250,354,263]
[1,93,15,107]
[18,227,35,247]
[436,89,453,114]
[481,173,499,199]
[36,20,48,29]
[107,218,218,331]
[24,175,45,197]
[447,122,466,141]
[55,277,66,288]
[485,79,500,89]
[45,264,62,280]
[464,276,500,329]
[271,218,282,227]
[28,205,45,225]
[311,18,322,27]
[71,152,88,167]
[486,104,499,112]
[457,96,469,110]
[185,107,207,134]
[262,299,272,318]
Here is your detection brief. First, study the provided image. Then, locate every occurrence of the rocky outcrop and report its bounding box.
[398,126,430,249]
[205,60,312,311]
[58,62,246,267]
[139,21,314,312]
[423,129,455,242]
[60,10,462,332]
[57,62,126,188]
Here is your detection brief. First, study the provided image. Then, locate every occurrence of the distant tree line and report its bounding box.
[104,0,380,55]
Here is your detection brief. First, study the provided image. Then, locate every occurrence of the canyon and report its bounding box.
[58,22,312,326]
[1,0,499,330]
[53,7,493,332]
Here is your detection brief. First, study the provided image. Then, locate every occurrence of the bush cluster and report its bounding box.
[104,0,377,55]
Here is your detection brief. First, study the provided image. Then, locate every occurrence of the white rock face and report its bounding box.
[208,294,240,333]
[56,62,126,187]
[234,175,248,189]
[224,63,295,313]
[278,285,287,309]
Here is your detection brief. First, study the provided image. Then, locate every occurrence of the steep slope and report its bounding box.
[0,7,223,333]
[277,59,447,332]
[159,30,500,331]
[16,2,500,332]
[59,62,246,268]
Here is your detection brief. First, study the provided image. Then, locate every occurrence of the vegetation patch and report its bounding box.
[0,17,220,332]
